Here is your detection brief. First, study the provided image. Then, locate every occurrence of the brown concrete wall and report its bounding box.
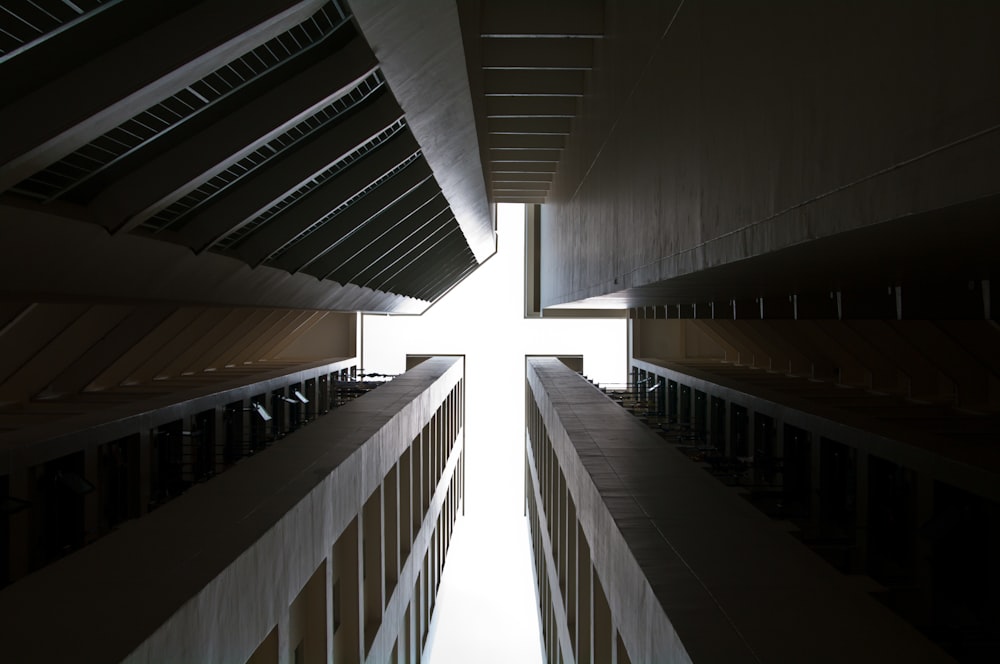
[541,1,1000,307]
[274,312,357,361]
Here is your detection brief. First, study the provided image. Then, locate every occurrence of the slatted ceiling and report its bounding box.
[396,242,477,301]
[494,181,550,191]
[491,162,557,173]
[238,311,315,363]
[409,250,477,300]
[362,221,459,292]
[488,117,572,134]
[146,70,389,236]
[479,0,603,37]
[184,308,272,371]
[485,95,579,117]
[347,208,451,287]
[44,305,176,397]
[204,118,415,258]
[491,172,553,182]
[0,302,32,331]
[325,197,452,286]
[376,224,468,295]
[427,263,479,302]
[304,178,445,280]
[323,206,453,286]
[258,148,423,265]
[156,309,257,379]
[0,302,89,386]
[227,117,419,265]
[0,304,133,403]
[222,121,415,257]
[496,197,546,206]
[214,309,292,367]
[490,149,561,163]
[484,69,586,96]
[132,308,236,382]
[481,38,594,69]
[268,157,435,273]
[187,99,406,252]
[2,2,485,310]
[89,307,204,389]
[0,0,109,60]
[11,3,353,203]
[464,0,603,204]
[420,261,480,303]
[258,311,332,359]
[490,134,565,149]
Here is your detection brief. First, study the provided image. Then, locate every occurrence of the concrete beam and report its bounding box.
[0,0,329,192]
[270,160,434,274]
[179,91,404,253]
[233,127,417,266]
[92,37,379,232]
[346,207,451,287]
[0,200,428,313]
[311,189,449,283]
[348,0,495,264]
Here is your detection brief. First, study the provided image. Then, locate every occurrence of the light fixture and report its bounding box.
[647,381,663,393]
[294,390,309,404]
[276,395,298,404]
[252,402,272,421]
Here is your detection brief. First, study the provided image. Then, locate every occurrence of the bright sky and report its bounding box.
[362,203,625,663]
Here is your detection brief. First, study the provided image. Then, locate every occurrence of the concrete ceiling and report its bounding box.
[0,0,490,313]
[458,0,602,205]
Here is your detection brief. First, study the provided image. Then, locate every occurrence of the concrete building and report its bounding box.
[509,1,1000,662]
[1,0,998,662]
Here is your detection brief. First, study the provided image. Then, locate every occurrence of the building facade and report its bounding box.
[1,355,464,663]
[2,0,999,661]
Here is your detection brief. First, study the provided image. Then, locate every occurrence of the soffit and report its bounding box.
[0,0,480,310]
[459,0,604,205]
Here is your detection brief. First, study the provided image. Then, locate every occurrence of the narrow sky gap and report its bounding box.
[363,203,625,662]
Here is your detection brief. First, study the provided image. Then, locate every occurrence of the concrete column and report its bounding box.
[138,428,152,515]
[721,399,732,456]
[810,436,823,533]
[83,445,99,545]
[7,467,29,580]
[774,417,785,487]
[853,450,869,573]
[912,473,935,627]
[213,404,226,470]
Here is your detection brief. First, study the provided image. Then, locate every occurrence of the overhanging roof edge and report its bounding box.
[348,0,495,264]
